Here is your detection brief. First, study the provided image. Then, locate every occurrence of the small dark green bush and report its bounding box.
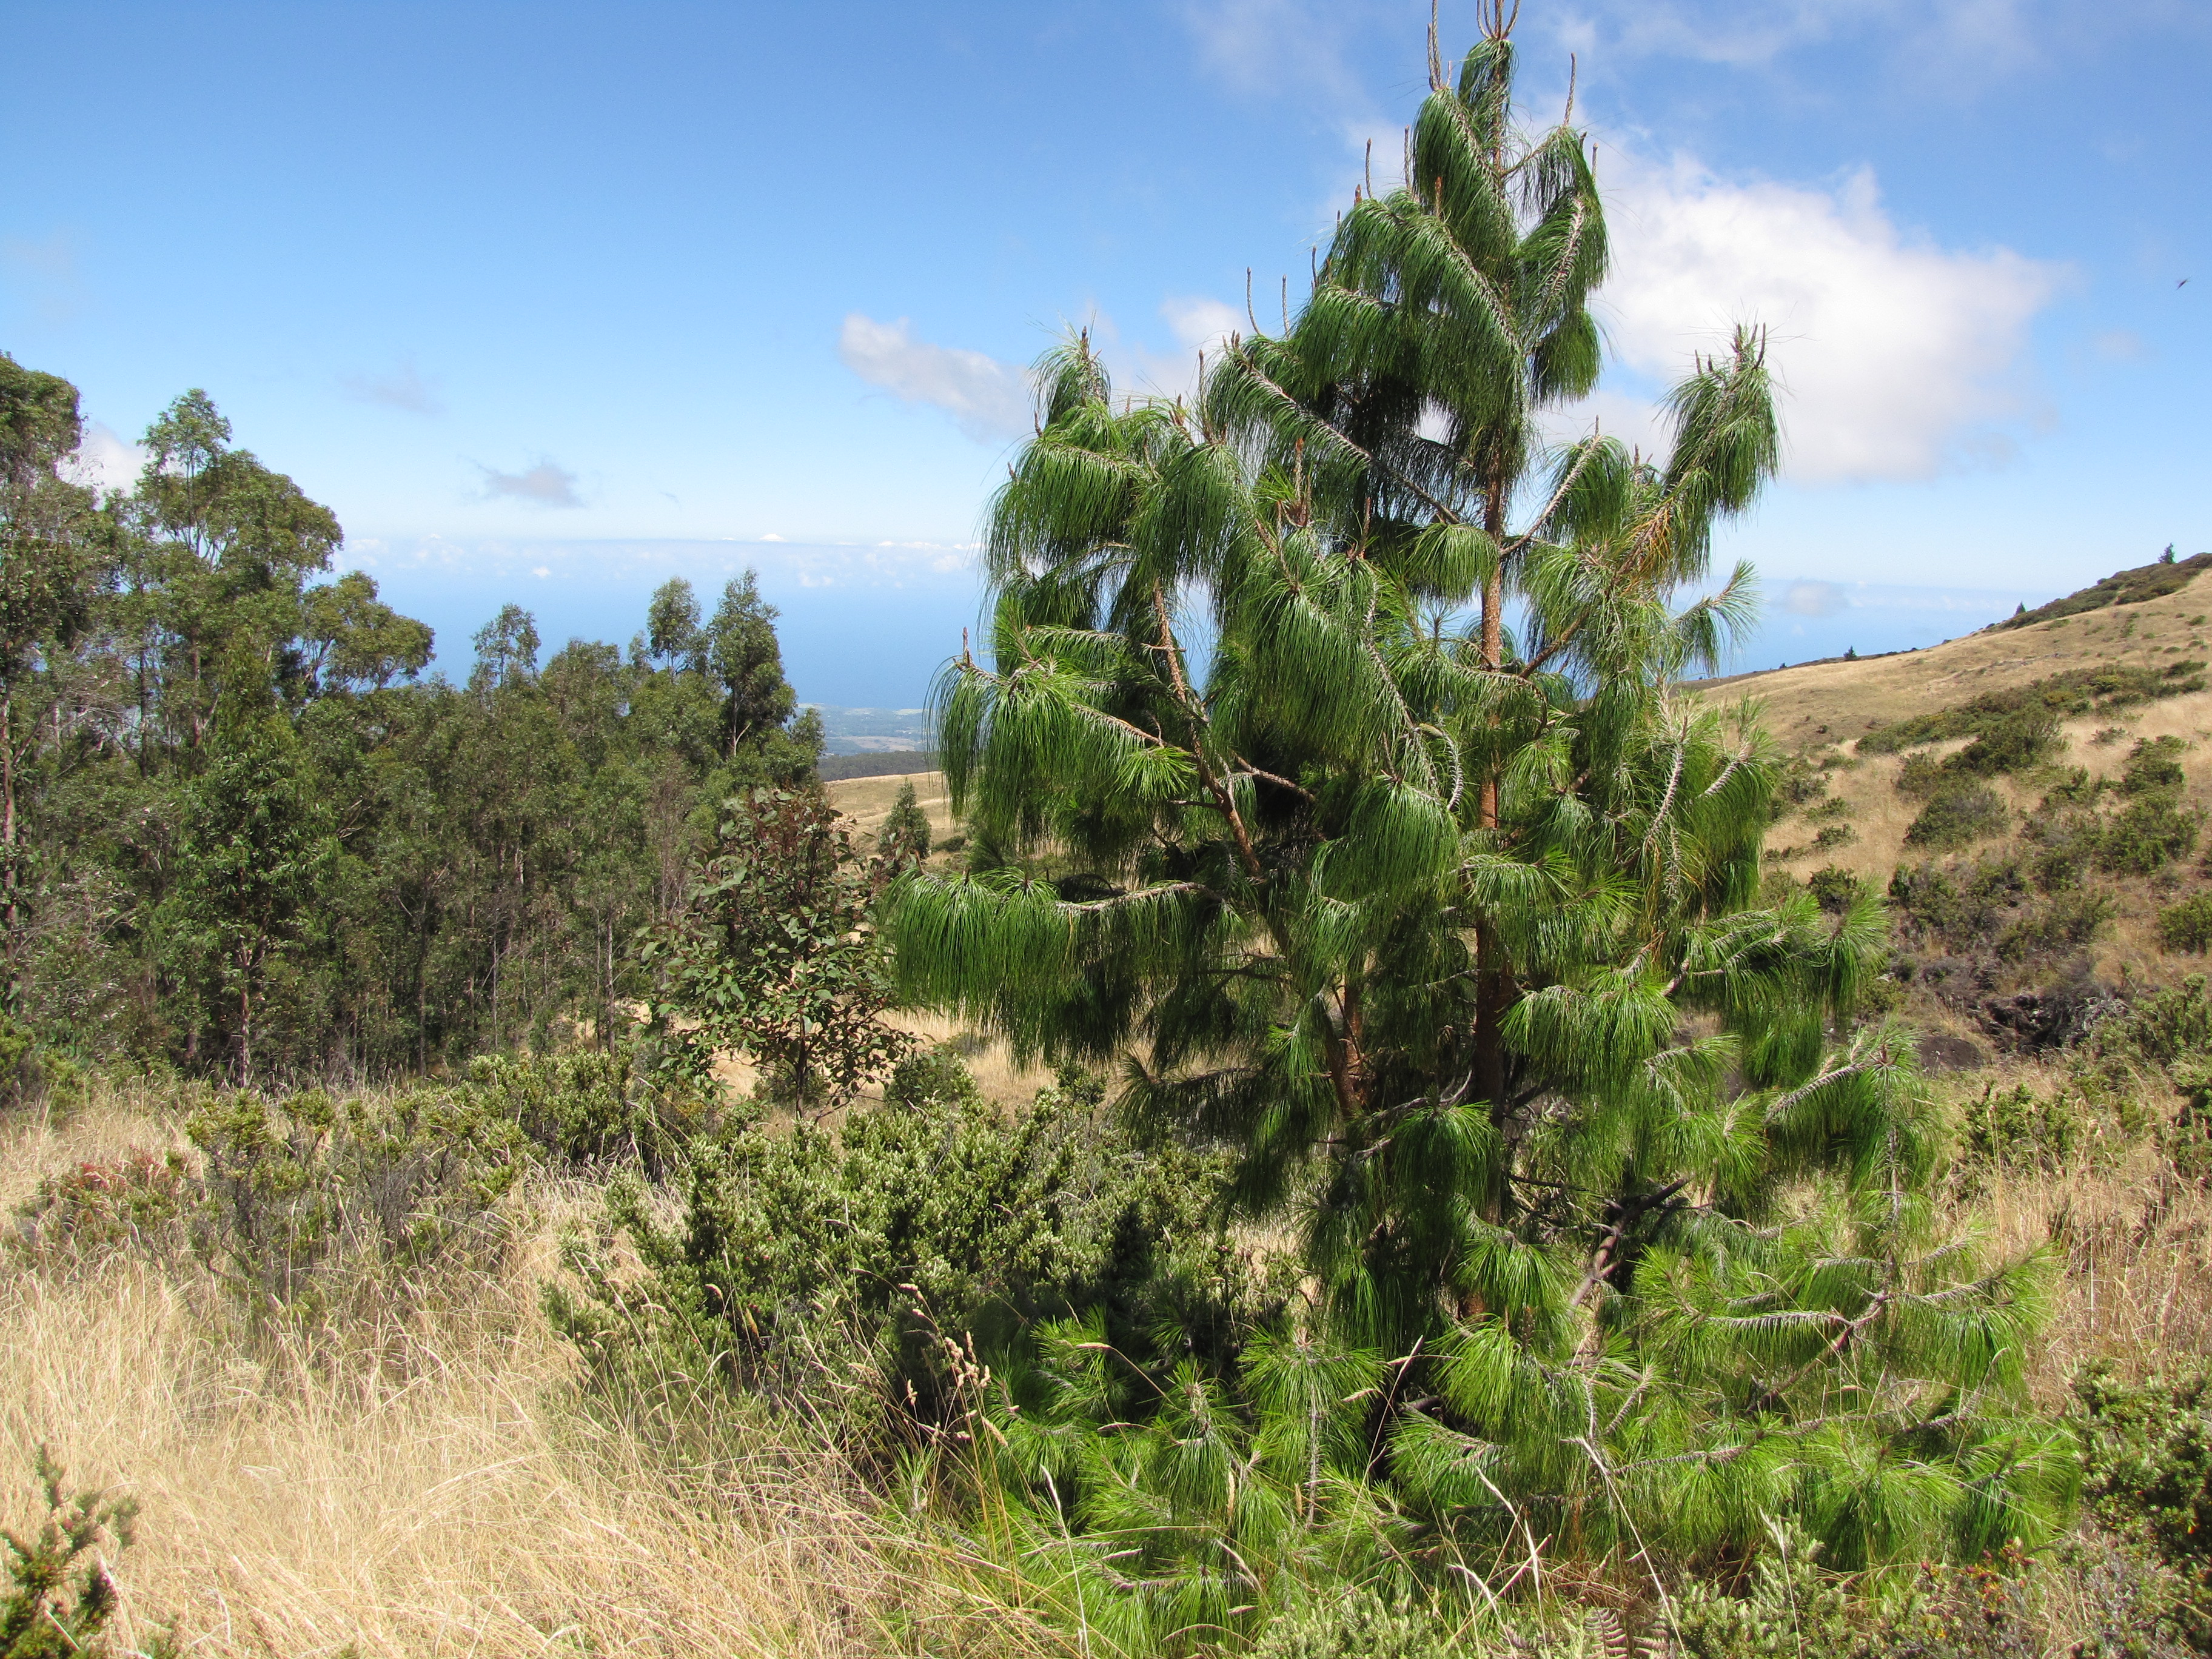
[1897,752,1945,799]
[2076,1366,2212,1577]
[1996,888,2118,962]
[460,1050,703,1177]
[1947,707,2060,776]
[2119,736,2190,797]
[1247,1587,1455,1659]
[2096,795,2199,875]
[1,1450,151,1659]
[550,1064,1273,1437]
[1806,865,1864,913]
[1905,782,2010,851]
[8,1151,187,1269]
[2159,893,2212,954]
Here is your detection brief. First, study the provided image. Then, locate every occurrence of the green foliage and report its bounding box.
[2120,736,2190,797]
[9,1149,187,1268]
[186,1085,526,1320]
[1245,1587,1456,1659]
[1807,865,1865,913]
[2096,795,2199,876]
[2159,893,2212,954]
[2075,1367,2212,1574]
[458,1048,708,1176]
[875,780,933,876]
[1946,708,2061,777]
[1,1451,148,1659]
[1904,782,2011,851]
[551,1066,1264,1440]
[642,787,911,1108]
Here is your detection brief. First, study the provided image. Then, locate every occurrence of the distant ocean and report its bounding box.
[340,537,2057,722]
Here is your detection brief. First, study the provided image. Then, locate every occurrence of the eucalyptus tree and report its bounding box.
[0,354,102,1010]
[887,13,2059,1590]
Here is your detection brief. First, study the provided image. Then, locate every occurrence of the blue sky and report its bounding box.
[4,1,2207,706]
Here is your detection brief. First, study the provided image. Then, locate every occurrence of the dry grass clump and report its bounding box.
[1952,1130,2212,1406]
[0,1101,1049,1659]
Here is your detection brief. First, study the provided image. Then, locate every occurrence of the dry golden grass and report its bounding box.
[0,1101,1050,1659]
[1941,1115,2212,1406]
[1693,568,2212,754]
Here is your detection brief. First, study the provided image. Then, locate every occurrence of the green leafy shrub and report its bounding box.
[1,1450,153,1659]
[2160,894,2212,954]
[1957,1082,2087,1173]
[550,1065,1270,1436]
[1889,857,2032,951]
[1995,888,2117,962]
[2095,795,2199,875]
[1864,664,2198,756]
[9,1150,187,1269]
[1905,782,2010,851]
[2119,736,2190,797]
[188,1087,528,1321]
[1947,707,2061,776]
[1896,752,1946,798]
[2076,1366,2212,1573]
[1246,1587,1456,1659]
[460,1049,704,1177]
[1806,865,1864,913]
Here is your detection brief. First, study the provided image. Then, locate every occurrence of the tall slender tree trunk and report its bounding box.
[1473,475,1510,1218]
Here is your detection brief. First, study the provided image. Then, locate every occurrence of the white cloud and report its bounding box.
[343,358,443,415]
[2093,329,2149,363]
[1592,153,2062,483]
[66,422,146,496]
[1546,0,2042,84]
[838,314,1031,441]
[479,460,582,508]
[1128,295,1247,398]
[1781,578,1848,617]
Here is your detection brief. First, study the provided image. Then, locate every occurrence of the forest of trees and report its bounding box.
[0,356,822,1081]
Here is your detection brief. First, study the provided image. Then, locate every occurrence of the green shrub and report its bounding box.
[1905,782,2009,851]
[1947,707,2060,776]
[1806,865,1864,913]
[1247,1587,1455,1659]
[1897,752,1945,798]
[2095,795,2199,874]
[549,1064,1271,1435]
[1889,857,2031,950]
[2160,894,2212,954]
[1,1450,156,1659]
[2119,736,2190,797]
[2074,1366,2212,1598]
[1958,1082,2087,1171]
[188,1087,528,1321]
[9,1151,187,1269]
[1996,888,2117,962]
[460,1049,704,1177]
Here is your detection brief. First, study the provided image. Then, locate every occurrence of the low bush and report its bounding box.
[1996,888,2118,962]
[1,1450,158,1659]
[1905,782,2010,851]
[2119,735,2190,797]
[188,1086,529,1322]
[9,1150,187,1269]
[460,1048,705,1177]
[1947,706,2061,776]
[2160,893,2212,954]
[2095,794,2199,875]
[549,1062,1273,1440]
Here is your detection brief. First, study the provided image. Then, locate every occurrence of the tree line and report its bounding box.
[0,358,820,1082]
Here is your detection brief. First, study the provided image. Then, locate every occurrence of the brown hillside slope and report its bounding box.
[1694,565,2212,1017]
[1695,566,2212,755]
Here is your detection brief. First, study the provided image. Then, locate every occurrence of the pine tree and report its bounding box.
[888,10,2063,1592]
[876,780,933,874]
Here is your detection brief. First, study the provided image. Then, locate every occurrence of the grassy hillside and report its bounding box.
[1698,562,2212,1059]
